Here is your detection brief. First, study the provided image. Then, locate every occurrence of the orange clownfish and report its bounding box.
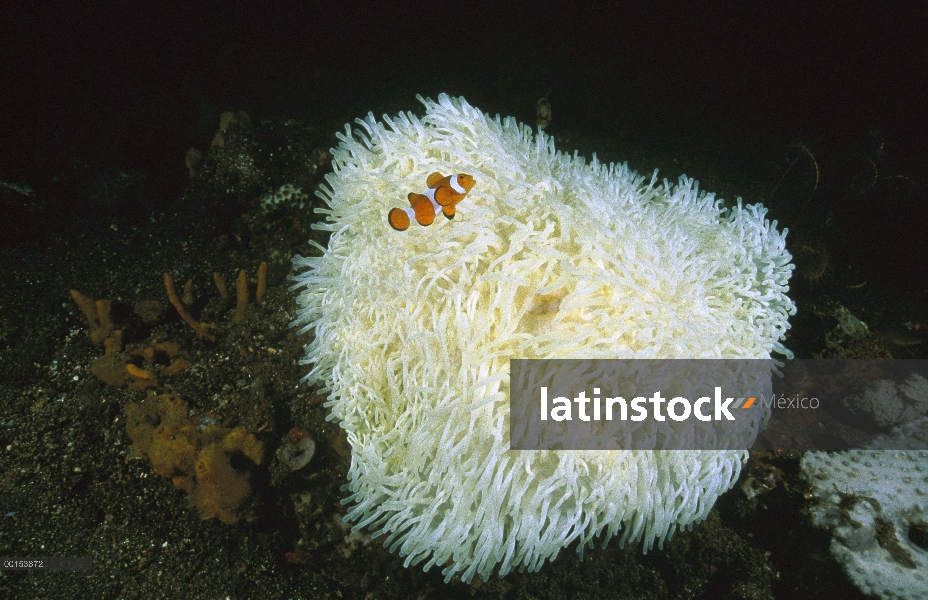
[388,172,476,231]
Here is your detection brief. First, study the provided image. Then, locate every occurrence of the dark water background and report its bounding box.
[3,2,925,294]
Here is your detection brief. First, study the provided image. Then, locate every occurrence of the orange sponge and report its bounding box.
[125,393,264,524]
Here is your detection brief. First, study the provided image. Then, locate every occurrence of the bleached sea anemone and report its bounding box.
[290,94,795,582]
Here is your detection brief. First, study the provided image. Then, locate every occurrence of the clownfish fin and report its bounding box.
[388,207,412,231]
[426,172,445,189]
[442,200,459,218]
[408,192,437,226]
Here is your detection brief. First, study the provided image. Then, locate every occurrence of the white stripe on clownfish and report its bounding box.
[448,174,466,194]
[394,187,441,228]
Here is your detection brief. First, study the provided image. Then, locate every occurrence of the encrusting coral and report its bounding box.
[125,392,265,524]
[291,95,795,582]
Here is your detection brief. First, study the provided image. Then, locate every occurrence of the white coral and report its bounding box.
[844,374,928,427]
[290,94,795,582]
[802,450,928,599]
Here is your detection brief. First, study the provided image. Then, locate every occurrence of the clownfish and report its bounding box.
[388,172,476,231]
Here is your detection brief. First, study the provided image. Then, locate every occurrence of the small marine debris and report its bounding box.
[211,110,253,149]
[185,148,203,178]
[536,95,551,131]
[332,514,371,559]
[832,303,870,339]
[276,428,315,472]
[0,180,34,196]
